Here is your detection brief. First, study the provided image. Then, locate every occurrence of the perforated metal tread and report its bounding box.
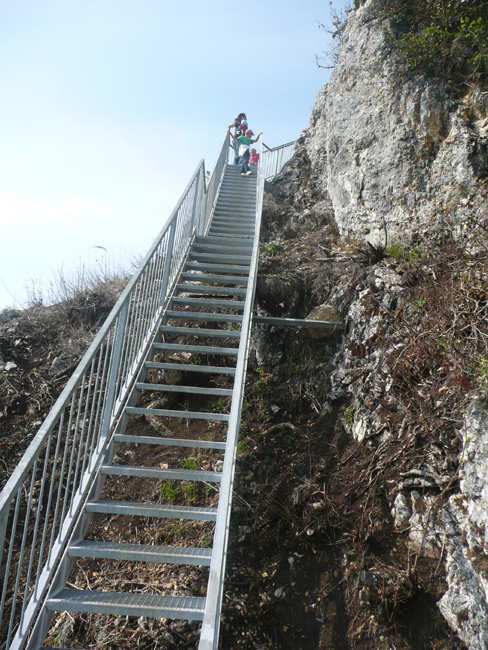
[180,272,248,285]
[171,296,246,309]
[101,464,222,482]
[114,433,226,449]
[193,242,252,254]
[125,406,230,422]
[152,342,238,355]
[136,382,233,396]
[166,310,243,323]
[144,361,236,374]
[68,540,212,565]
[176,283,247,296]
[188,252,252,263]
[194,236,253,246]
[160,325,240,338]
[47,589,206,620]
[185,262,250,274]
[85,500,217,520]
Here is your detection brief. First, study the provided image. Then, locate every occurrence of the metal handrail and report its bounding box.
[261,140,295,180]
[199,137,265,650]
[0,134,229,650]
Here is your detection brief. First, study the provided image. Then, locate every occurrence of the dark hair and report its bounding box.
[237,112,246,120]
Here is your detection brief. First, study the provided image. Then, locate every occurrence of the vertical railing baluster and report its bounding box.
[20,432,53,629]
[160,218,177,307]
[0,489,21,627]
[6,463,38,648]
[97,301,129,453]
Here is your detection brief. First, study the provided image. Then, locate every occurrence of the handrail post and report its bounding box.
[97,300,129,452]
[0,512,7,587]
[159,217,177,307]
[189,170,201,234]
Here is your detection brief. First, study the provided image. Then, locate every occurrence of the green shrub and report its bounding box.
[381,0,488,82]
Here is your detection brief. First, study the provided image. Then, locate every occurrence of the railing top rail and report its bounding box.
[262,140,295,152]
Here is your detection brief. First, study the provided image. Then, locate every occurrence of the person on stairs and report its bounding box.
[249,148,260,168]
[229,128,262,176]
[228,113,247,164]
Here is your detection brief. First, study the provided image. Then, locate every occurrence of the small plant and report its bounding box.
[211,398,227,413]
[254,379,264,392]
[183,456,199,471]
[237,438,249,456]
[344,406,354,425]
[161,480,178,504]
[413,297,427,310]
[265,242,282,256]
[182,481,199,503]
[386,242,407,260]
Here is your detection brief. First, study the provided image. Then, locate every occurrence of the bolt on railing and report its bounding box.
[0,132,230,650]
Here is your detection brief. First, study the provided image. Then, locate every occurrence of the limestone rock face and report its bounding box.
[263,3,488,643]
[300,0,488,247]
[439,402,488,649]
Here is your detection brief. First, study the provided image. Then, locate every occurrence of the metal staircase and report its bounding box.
[0,136,293,650]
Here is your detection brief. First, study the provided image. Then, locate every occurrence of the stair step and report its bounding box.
[212,215,255,222]
[176,284,247,296]
[68,540,213,565]
[212,213,254,221]
[47,589,206,620]
[209,226,254,234]
[217,195,255,202]
[114,433,227,449]
[219,186,256,192]
[189,252,251,264]
[152,342,238,355]
[207,233,253,240]
[185,262,249,274]
[214,201,255,208]
[212,214,254,229]
[171,297,246,309]
[202,233,253,241]
[195,236,253,246]
[125,406,230,422]
[160,325,240,338]
[166,310,243,323]
[85,499,217,521]
[144,361,236,375]
[181,272,248,285]
[215,204,255,211]
[136,382,233,396]
[193,243,251,254]
[101,464,222,482]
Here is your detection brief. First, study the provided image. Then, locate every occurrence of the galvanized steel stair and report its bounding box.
[41,165,258,647]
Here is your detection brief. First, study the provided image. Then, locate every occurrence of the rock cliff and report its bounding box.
[255,0,488,647]
[304,0,488,249]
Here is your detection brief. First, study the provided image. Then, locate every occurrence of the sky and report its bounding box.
[0,0,351,309]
